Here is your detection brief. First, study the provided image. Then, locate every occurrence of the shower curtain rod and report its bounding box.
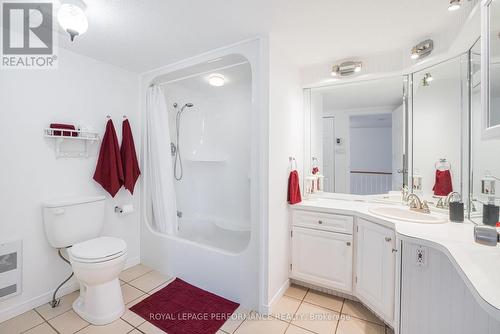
[154,61,249,86]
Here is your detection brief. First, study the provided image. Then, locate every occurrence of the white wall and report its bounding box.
[0,48,140,321]
[350,127,392,173]
[267,36,303,309]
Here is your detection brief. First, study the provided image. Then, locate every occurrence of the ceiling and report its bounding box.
[319,77,403,111]
[57,0,476,73]
[350,114,393,128]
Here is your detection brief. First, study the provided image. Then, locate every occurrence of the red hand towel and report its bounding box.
[50,123,77,137]
[288,170,302,205]
[432,169,453,196]
[93,119,124,197]
[120,119,141,194]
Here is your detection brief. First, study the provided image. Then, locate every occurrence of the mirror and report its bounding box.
[304,77,406,196]
[411,54,468,206]
[471,38,500,224]
[482,0,500,137]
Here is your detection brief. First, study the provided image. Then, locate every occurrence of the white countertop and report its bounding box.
[291,195,500,315]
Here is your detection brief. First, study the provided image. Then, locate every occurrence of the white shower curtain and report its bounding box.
[145,85,178,235]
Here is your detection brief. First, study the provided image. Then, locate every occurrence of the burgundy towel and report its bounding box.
[50,123,77,137]
[288,170,302,204]
[433,169,453,196]
[93,119,124,197]
[120,119,141,194]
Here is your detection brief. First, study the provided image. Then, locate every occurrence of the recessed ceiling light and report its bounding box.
[208,73,225,87]
[58,0,88,42]
[448,0,461,11]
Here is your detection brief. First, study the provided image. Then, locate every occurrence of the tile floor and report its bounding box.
[0,265,394,334]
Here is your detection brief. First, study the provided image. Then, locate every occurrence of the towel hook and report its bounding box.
[123,115,127,119]
[289,156,297,170]
[106,115,111,119]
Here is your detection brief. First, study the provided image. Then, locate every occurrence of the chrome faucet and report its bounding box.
[401,185,410,203]
[407,193,430,214]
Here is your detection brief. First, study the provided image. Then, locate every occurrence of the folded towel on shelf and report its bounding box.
[49,123,77,137]
[433,169,453,196]
[288,170,302,205]
[93,119,124,197]
[120,119,141,195]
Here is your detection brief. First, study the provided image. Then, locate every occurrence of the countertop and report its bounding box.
[290,195,500,316]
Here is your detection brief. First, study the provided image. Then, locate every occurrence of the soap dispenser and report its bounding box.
[448,192,464,223]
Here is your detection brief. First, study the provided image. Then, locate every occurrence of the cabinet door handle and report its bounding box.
[385,237,392,242]
[346,242,351,246]
[318,220,323,224]
[392,248,398,253]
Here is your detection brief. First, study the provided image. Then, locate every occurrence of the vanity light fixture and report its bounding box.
[58,0,88,42]
[331,61,363,77]
[208,73,226,87]
[410,39,434,60]
[422,73,433,86]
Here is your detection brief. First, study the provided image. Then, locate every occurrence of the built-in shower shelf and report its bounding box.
[44,128,100,158]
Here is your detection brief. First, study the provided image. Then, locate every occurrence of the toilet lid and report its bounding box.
[70,237,126,262]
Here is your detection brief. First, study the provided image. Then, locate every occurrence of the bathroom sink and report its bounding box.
[368,207,448,224]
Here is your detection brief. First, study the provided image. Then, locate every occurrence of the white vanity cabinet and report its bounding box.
[290,210,354,292]
[355,217,396,323]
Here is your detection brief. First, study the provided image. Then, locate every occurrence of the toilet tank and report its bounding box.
[42,196,106,248]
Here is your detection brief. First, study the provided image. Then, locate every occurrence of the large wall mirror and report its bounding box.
[482,0,500,138]
[303,77,407,196]
[410,54,469,208]
[304,56,469,212]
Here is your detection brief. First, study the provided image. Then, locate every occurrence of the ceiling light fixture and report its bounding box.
[58,0,88,42]
[331,61,363,77]
[208,73,225,87]
[410,39,434,60]
[448,0,462,11]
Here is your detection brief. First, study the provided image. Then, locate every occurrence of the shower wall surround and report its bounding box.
[140,40,267,312]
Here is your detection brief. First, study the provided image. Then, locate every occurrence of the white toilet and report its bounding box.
[43,196,127,325]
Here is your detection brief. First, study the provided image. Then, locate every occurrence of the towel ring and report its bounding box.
[435,159,451,170]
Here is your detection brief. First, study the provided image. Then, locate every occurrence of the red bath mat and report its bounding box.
[130,278,239,334]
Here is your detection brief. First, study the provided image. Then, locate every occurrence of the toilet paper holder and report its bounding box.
[114,204,134,215]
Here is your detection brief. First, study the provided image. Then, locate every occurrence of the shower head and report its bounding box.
[180,103,194,112]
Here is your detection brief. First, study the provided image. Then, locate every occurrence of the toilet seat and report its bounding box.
[70,237,127,263]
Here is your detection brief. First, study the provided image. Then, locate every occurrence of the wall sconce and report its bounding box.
[410,39,434,60]
[422,73,433,86]
[331,61,363,77]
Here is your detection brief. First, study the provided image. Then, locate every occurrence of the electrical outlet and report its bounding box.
[416,246,426,267]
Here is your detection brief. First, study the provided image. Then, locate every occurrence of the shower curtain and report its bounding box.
[145,85,178,234]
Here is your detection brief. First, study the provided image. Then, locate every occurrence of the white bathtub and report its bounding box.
[177,217,251,254]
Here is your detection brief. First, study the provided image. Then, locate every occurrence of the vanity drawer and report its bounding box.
[292,210,353,234]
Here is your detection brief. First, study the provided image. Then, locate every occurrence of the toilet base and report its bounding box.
[73,278,125,325]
